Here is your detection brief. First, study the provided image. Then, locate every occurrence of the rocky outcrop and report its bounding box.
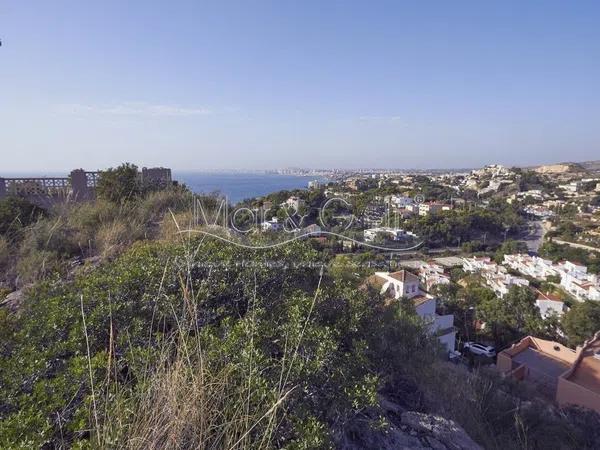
[534,163,586,174]
[335,407,482,449]
[401,411,482,450]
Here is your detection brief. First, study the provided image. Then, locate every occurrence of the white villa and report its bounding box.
[535,292,566,319]
[503,254,559,279]
[261,217,282,231]
[462,256,529,298]
[417,261,451,292]
[363,227,416,243]
[364,270,456,352]
[504,254,600,302]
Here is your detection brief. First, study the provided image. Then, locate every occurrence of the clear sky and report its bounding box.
[1,1,600,171]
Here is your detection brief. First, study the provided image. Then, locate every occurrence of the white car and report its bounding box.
[463,342,496,358]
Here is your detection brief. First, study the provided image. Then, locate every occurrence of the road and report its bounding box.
[519,220,550,254]
[553,239,600,253]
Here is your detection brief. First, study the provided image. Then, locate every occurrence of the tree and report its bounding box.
[477,285,541,347]
[494,239,528,263]
[96,162,142,203]
[563,301,600,346]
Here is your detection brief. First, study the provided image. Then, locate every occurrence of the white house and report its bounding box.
[284,196,305,210]
[261,217,282,231]
[535,292,565,319]
[504,254,600,302]
[418,261,451,292]
[503,254,558,280]
[462,256,495,273]
[463,256,529,298]
[363,227,415,243]
[364,270,456,352]
[391,195,414,208]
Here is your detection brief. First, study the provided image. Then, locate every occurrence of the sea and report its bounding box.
[175,172,328,204]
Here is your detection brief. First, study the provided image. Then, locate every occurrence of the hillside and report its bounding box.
[2,164,600,448]
[533,162,587,175]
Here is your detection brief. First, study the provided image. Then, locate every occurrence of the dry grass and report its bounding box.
[90,239,324,450]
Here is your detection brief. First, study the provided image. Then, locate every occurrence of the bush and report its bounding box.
[96,162,142,203]
[0,197,45,236]
[0,238,438,448]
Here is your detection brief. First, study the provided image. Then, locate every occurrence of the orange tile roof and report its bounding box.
[389,270,419,283]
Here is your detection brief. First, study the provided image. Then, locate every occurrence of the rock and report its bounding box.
[401,411,482,450]
[379,395,406,415]
[0,288,25,312]
[534,163,586,174]
[335,423,426,449]
[427,436,448,450]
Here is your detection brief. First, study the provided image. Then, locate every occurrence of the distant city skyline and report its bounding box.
[1,1,600,171]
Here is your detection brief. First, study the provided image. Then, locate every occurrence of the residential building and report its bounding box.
[523,205,555,219]
[417,261,451,292]
[462,256,494,273]
[497,333,600,414]
[535,292,565,319]
[390,195,414,208]
[503,254,558,280]
[363,270,456,352]
[307,180,321,190]
[418,202,449,216]
[261,217,282,231]
[363,227,415,243]
[284,196,305,210]
[462,257,529,298]
[504,254,600,302]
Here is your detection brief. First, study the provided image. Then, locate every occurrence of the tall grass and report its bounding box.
[4,189,194,287]
[89,240,324,449]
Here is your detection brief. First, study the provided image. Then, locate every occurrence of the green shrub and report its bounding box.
[96,162,142,204]
[0,197,45,236]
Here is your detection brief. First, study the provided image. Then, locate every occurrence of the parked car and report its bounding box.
[463,342,496,358]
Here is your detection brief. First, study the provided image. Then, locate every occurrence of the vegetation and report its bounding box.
[563,301,600,346]
[540,241,600,274]
[95,162,144,203]
[0,196,45,236]
[403,203,522,249]
[1,166,600,448]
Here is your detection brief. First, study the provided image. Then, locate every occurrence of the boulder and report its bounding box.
[401,411,482,450]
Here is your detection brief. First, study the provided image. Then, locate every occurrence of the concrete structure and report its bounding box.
[503,254,558,280]
[363,270,456,352]
[0,169,99,207]
[283,196,305,211]
[0,167,172,207]
[498,334,600,414]
[141,167,172,188]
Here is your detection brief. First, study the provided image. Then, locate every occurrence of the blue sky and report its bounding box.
[1,1,599,171]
